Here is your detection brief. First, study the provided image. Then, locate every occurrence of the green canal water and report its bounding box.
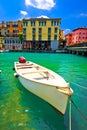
[0,52,87,130]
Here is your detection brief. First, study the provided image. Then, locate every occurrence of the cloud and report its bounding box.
[64,29,71,35]
[20,10,28,16]
[79,13,87,17]
[25,0,55,10]
[37,15,49,18]
[75,13,87,18]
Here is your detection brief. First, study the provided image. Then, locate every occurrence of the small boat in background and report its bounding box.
[14,57,73,115]
[0,70,2,73]
[0,50,4,53]
[0,48,9,53]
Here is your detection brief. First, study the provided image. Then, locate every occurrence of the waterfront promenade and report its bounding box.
[67,46,87,56]
[9,46,87,57]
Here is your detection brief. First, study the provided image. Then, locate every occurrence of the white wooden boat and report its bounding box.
[14,57,73,114]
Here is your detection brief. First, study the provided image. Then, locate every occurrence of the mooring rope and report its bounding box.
[71,82,87,90]
[70,98,87,120]
[69,98,72,130]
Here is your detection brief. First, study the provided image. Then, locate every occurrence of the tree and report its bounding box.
[18,32,23,44]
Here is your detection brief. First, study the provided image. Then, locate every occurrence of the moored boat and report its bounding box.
[0,49,9,53]
[0,50,4,53]
[14,57,73,114]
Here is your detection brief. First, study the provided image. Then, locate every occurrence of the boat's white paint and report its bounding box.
[14,61,73,114]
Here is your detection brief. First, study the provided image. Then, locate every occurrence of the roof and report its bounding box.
[73,27,87,31]
[22,18,61,21]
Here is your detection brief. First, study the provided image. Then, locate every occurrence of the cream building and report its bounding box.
[22,18,61,50]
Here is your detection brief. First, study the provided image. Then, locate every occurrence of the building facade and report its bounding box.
[65,33,72,46]
[59,29,66,48]
[4,37,22,50]
[65,27,87,47]
[22,18,61,50]
[6,21,22,37]
[72,27,87,44]
[4,21,23,50]
[0,21,7,49]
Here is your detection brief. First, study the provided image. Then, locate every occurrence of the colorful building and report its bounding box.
[4,37,22,50]
[0,37,4,49]
[0,21,7,36]
[6,21,22,37]
[65,27,87,46]
[59,30,66,48]
[72,27,87,44]
[0,21,7,49]
[65,33,72,46]
[4,21,23,50]
[22,18,61,50]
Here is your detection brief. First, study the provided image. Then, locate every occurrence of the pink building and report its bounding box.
[66,27,87,46]
[72,27,87,44]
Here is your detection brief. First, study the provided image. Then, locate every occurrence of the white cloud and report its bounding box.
[25,0,55,10]
[20,10,28,16]
[80,13,87,17]
[64,29,71,35]
[37,15,49,18]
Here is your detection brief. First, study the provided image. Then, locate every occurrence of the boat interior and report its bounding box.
[16,62,54,81]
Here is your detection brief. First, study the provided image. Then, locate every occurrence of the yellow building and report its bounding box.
[0,37,4,49]
[59,30,65,40]
[0,21,7,49]
[22,18,61,50]
[59,29,66,48]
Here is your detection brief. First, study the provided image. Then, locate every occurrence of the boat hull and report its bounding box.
[18,75,69,114]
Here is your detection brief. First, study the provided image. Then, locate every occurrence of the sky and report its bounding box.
[0,0,87,34]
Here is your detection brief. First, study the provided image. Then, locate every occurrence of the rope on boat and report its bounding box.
[71,82,87,90]
[70,98,87,120]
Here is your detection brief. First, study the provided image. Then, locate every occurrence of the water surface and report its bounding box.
[0,52,87,130]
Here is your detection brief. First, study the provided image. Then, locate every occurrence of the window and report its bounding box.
[5,40,6,43]
[7,24,10,27]
[15,30,18,33]
[12,24,18,28]
[54,35,57,40]
[32,35,36,40]
[31,21,35,26]
[38,35,42,40]
[43,21,46,26]
[23,34,26,40]
[23,22,28,26]
[48,28,51,33]
[48,35,51,40]
[39,20,46,26]
[23,28,26,33]
[38,28,42,33]
[54,28,58,33]
[51,20,58,26]
[10,40,11,44]
[32,28,36,34]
